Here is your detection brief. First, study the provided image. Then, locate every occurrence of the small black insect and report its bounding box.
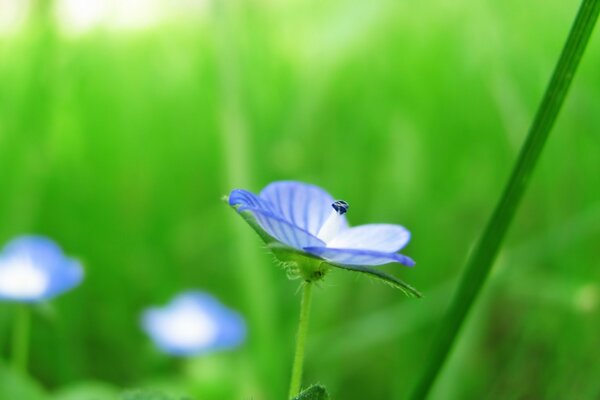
[331,200,349,215]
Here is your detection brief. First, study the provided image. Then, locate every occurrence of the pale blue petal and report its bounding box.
[230,188,323,248]
[304,246,415,267]
[230,187,326,249]
[44,259,84,300]
[239,206,324,250]
[229,189,324,250]
[0,236,83,302]
[172,293,246,349]
[3,236,64,267]
[328,224,411,252]
[141,290,246,356]
[229,189,276,214]
[259,181,347,236]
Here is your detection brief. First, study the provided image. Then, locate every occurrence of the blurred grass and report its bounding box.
[0,0,599,399]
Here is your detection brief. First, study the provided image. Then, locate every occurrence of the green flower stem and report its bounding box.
[11,304,30,373]
[289,282,314,399]
[410,1,600,399]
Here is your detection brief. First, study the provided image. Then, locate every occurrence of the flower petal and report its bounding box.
[328,224,411,252]
[141,291,246,356]
[304,246,415,267]
[238,207,325,250]
[3,236,65,267]
[259,181,347,236]
[45,259,84,300]
[229,189,278,215]
[0,236,83,302]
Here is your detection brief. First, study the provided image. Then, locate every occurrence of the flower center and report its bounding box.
[154,303,219,350]
[331,200,349,214]
[0,255,49,299]
[317,200,349,243]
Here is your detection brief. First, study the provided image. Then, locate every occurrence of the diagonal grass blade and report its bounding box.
[410,0,600,398]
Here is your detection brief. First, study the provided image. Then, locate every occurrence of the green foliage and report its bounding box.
[120,389,192,400]
[52,382,119,400]
[293,384,330,400]
[0,365,47,400]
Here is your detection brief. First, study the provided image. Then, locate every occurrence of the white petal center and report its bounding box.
[152,303,219,350]
[317,210,345,244]
[0,255,49,299]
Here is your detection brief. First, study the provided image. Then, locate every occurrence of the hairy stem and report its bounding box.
[289,282,314,399]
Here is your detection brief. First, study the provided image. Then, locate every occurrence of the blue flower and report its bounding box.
[141,291,246,356]
[229,181,420,296]
[0,236,84,303]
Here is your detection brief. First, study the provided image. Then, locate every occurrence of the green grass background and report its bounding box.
[0,0,599,399]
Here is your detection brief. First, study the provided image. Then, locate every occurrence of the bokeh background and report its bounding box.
[1,0,599,399]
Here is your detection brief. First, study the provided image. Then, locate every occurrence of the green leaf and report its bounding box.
[120,389,192,400]
[292,384,330,400]
[52,381,119,400]
[0,365,48,400]
[330,262,422,298]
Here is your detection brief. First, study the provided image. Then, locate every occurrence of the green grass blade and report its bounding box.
[410,1,600,398]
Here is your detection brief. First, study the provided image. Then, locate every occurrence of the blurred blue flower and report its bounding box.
[142,291,246,356]
[0,236,84,303]
[229,181,415,267]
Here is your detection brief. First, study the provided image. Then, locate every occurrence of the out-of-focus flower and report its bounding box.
[0,236,84,302]
[142,291,246,356]
[228,181,420,296]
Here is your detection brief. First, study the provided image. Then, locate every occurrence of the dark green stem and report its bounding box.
[410,1,600,398]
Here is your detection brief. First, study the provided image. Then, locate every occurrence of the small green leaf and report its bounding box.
[292,384,330,400]
[120,389,192,400]
[331,263,422,298]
